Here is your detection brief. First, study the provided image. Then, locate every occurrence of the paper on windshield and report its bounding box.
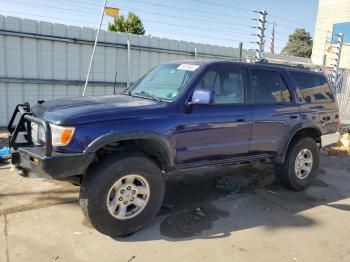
[177,64,200,71]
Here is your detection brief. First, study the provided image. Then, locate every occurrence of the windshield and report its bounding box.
[130,63,200,101]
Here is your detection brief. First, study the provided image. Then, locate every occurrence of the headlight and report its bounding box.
[31,123,46,145]
[50,124,76,146]
[31,123,75,146]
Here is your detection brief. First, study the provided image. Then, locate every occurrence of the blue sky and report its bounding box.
[0,0,319,53]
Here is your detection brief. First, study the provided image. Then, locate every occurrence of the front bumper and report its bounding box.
[12,146,95,179]
[8,103,95,179]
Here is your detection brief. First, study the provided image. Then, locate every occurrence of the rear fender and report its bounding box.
[275,122,322,163]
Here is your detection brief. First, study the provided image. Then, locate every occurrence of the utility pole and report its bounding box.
[255,10,267,60]
[82,0,108,96]
[331,32,344,87]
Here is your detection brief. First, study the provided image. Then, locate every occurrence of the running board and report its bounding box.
[174,154,273,171]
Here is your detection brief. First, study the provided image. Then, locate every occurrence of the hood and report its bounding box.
[31,95,166,125]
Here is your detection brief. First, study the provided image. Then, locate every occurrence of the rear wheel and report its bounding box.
[79,154,165,237]
[276,137,319,191]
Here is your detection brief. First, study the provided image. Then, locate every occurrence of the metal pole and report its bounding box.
[322,30,330,68]
[238,42,243,61]
[332,33,344,87]
[113,71,118,95]
[194,47,198,60]
[322,54,327,67]
[127,40,131,88]
[82,0,108,96]
[255,10,267,60]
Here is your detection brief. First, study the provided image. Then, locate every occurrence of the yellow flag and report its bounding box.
[105,7,120,17]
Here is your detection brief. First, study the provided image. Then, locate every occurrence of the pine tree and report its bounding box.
[282,29,313,58]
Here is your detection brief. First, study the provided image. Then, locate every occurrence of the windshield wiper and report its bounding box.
[133,91,161,101]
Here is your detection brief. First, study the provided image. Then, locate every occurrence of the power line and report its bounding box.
[266,21,300,32]
[2,0,99,16]
[119,0,255,22]
[1,0,294,52]
[6,0,311,36]
[1,0,258,44]
[5,0,257,31]
[0,10,249,46]
[57,0,256,30]
[0,9,99,27]
[121,0,311,29]
[189,0,310,28]
[268,14,310,28]
[147,28,242,45]
[102,3,256,30]
[188,0,254,13]
[0,2,255,39]
[137,19,251,38]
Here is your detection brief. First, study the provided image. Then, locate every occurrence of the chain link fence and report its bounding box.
[323,68,350,123]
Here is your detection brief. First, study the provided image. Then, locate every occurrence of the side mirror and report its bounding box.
[189,89,214,105]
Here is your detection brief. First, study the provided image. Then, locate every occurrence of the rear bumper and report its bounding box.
[321,132,340,147]
[11,147,95,179]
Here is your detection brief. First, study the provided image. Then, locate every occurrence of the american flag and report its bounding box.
[269,23,275,54]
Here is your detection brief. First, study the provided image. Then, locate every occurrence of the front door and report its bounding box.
[176,64,253,165]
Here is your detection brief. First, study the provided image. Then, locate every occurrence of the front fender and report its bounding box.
[84,131,175,168]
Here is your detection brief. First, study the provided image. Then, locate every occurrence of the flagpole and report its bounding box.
[269,22,275,54]
[82,0,108,96]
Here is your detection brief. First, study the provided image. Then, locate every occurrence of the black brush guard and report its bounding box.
[7,103,52,157]
[7,103,94,180]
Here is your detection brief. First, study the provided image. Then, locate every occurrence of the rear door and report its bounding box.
[249,67,300,154]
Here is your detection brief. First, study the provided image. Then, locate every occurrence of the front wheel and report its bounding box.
[276,137,319,191]
[79,154,165,237]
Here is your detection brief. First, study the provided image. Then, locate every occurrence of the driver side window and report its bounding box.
[194,66,245,104]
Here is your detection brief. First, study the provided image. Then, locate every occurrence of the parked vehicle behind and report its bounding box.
[8,60,340,237]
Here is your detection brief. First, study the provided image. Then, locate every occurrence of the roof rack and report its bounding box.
[254,59,311,70]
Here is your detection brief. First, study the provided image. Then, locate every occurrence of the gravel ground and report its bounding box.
[1,132,350,261]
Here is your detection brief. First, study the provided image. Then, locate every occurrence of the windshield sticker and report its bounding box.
[177,64,200,71]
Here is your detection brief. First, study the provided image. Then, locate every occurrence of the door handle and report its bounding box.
[236,118,245,122]
[289,115,298,119]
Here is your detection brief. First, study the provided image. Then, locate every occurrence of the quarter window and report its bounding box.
[251,69,292,104]
[290,71,333,103]
[195,66,245,104]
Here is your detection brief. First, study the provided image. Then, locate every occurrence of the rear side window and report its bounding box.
[250,69,292,104]
[290,71,334,103]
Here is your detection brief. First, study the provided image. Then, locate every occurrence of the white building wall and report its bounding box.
[312,0,350,68]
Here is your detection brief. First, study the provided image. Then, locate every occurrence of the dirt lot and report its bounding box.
[1,135,350,261]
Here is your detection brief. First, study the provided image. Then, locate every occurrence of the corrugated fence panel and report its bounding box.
[0,83,7,123]
[0,15,313,126]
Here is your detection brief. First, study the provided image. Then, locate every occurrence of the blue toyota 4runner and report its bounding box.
[8,60,340,237]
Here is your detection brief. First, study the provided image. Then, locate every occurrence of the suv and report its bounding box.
[8,60,340,237]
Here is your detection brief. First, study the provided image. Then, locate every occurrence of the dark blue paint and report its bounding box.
[32,61,339,168]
